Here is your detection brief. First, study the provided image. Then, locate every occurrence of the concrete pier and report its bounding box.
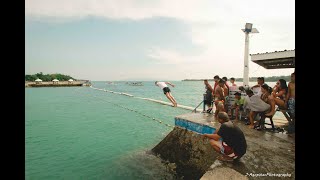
[152,113,295,179]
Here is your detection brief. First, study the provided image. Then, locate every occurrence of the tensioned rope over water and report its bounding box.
[76,87,174,129]
[90,86,201,112]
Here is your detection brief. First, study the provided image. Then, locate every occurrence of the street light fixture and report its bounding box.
[241,23,259,88]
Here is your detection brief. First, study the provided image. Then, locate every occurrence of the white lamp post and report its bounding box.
[241,23,259,88]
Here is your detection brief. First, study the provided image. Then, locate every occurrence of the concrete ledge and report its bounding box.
[175,118,216,134]
[152,113,295,179]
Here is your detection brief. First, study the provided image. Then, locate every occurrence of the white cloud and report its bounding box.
[26,0,295,79]
[26,0,203,21]
[147,47,201,65]
[26,0,294,22]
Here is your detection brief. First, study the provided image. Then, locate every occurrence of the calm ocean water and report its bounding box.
[25,81,279,179]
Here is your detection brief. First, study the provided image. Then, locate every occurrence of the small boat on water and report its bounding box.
[106,81,115,85]
[128,82,143,86]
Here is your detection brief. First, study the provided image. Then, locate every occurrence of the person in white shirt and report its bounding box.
[251,77,265,96]
[230,77,237,87]
[155,81,177,107]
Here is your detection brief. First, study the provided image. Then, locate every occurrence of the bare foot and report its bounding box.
[265,111,275,117]
[248,125,255,129]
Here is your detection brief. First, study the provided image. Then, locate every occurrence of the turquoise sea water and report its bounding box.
[25,81,279,179]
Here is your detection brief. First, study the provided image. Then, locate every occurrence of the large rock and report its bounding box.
[152,126,218,180]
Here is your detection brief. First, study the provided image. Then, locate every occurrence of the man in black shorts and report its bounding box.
[203,112,247,161]
[155,81,177,107]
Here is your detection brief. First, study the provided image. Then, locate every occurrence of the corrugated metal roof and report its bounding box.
[250,50,295,69]
[250,49,295,56]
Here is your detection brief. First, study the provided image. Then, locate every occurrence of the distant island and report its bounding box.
[182,75,291,82]
[25,72,75,81]
[25,72,91,87]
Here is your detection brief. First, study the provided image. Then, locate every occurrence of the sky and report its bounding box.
[25,0,295,81]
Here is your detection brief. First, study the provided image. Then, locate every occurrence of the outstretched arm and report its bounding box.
[203,133,221,141]
[165,82,175,87]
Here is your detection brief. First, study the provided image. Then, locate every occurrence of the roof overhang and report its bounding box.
[250,50,295,69]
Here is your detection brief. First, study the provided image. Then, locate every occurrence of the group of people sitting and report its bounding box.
[203,72,295,130]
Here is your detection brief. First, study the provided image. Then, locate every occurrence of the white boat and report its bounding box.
[128,82,143,86]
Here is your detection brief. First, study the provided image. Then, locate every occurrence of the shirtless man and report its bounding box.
[214,79,226,117]
[204,80,214,113]
[212,75,220,91]
[155,81,177,107]
[222,77,230,93]
[222,78,230,114]
[286,72,295,120]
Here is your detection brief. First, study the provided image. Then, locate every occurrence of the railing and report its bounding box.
[192,93,206,113]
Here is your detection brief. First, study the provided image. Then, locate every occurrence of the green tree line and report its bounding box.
[182,75,291,82]
[25,72,75,81]
[234,76,291,82]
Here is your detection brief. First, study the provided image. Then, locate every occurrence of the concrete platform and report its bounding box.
[175,112,291,132]
[187,113,295,179]
[175,113,219,134]
[153,112,295,179]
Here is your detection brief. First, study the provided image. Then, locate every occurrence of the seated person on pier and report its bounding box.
[203,112,247,162]
[271,79,288,111]
[251,77,265,96]
[244,89,271,129]
[238,86,246,92]
[261,84,276,117]
[231,92,245,121]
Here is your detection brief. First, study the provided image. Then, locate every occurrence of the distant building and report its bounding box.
[68,79,74,84]
[52,79,59,84]
[35,78,42,84]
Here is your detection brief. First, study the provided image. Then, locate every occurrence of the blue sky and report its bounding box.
[26,0,295,81]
